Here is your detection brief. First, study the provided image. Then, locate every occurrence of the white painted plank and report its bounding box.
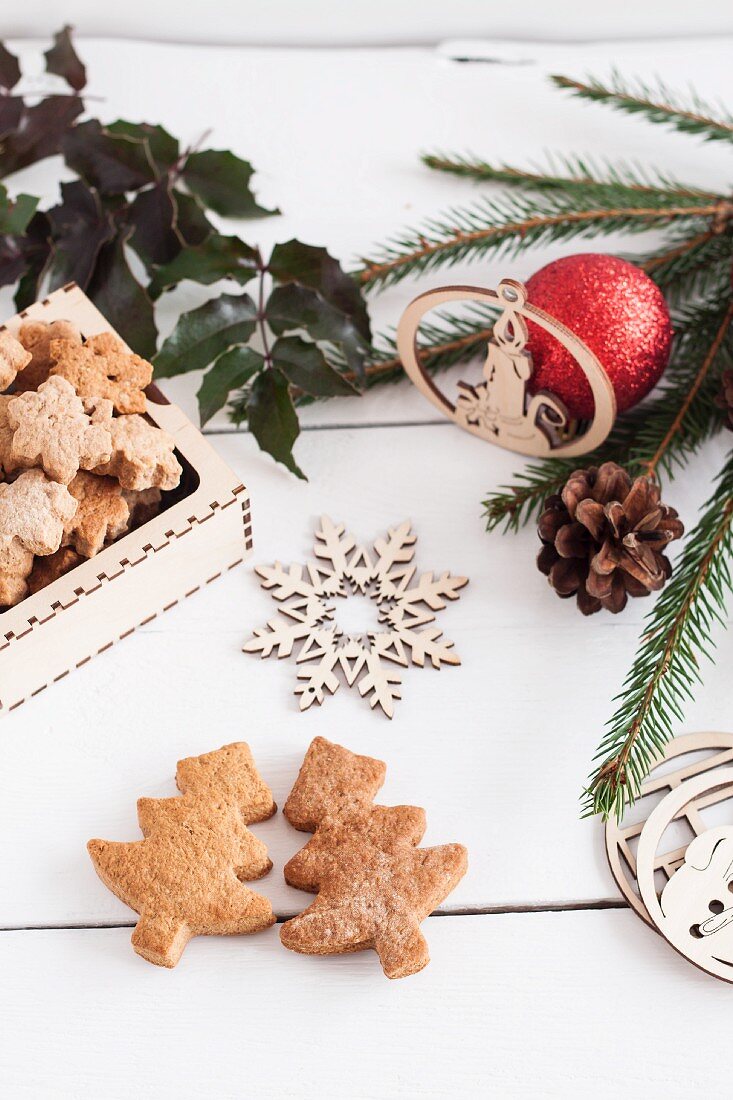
[0,424,730,926]
[1,909,730,1099]
[1,37,732,431]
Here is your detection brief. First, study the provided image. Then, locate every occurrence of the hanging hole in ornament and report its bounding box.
[690,924,704,939]
[496,280,526,308]
[709,900,725,915]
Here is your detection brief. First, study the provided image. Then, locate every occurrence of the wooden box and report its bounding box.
[0,284,252,711]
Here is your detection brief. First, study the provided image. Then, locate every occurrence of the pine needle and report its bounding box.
[359,192,721,291]
[584,454,733,820]
[422,151,721,201]
[552,71,733,144]
[482,300,733,531]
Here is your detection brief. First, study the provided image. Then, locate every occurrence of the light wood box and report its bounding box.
[0,284,252,711]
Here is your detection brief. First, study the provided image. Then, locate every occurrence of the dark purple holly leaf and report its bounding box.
[182,149,278,218]
[0,183,42,294]
[148,233,259,299]
[7,211,52,307]
[271,335,358,397]
[62,119,177,195]
[45,180,114,291]
[173,189,213,245]
[44,26,87,91]
[106,121,179,173]
[0,97,23,140]
[268,240,371,350]
[0,185,39,236]
[0,95,83,178]
[197,345,263,425]
[153,292,257,378]
[0,235,34,289]
[246,368,305,479]
[0,43,21,90]
[266,283,369,377]
[127,184,181,269]
[87,232,157,358]
[0,209,51,301]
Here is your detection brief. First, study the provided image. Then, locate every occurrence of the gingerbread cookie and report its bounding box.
[0,536,34,606]
[95,414,182,491]
[15,319,81,393]
[0,469,77,556]
[0,330,31,391]
[8,376,113,485]
[88,743,276,968]
[0,395,19,478]
[27,546,84,595]
[122,487,162,529]
[50,331,153,414]
[63,472,129,557]
[281,737,468,979]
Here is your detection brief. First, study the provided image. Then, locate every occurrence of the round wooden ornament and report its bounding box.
[605,731,733,929]
[636,769,733,983]
[396,279,617,457]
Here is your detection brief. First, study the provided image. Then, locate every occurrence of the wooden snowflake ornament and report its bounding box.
[244,517,468,717]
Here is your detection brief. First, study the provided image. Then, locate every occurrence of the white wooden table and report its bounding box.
[2,34,733,1099]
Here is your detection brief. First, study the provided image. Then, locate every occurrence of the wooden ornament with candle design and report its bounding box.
[396,277,617,457]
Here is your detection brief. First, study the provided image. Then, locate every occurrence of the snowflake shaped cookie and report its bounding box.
[244,517,468,718]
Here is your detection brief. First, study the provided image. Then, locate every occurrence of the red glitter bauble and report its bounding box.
[525,253,672,421]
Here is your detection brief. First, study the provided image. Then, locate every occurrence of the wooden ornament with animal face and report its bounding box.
[396,278,616,457]
[636,768,733,983]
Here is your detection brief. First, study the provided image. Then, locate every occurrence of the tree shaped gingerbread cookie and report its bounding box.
[281,737,468,978]
[88,743,276,967]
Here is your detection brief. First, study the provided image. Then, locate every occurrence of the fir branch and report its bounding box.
[359,303,496,388]
[482,301,733,531]
[585,455,733,820]
[482,412,645,532]
[635,300,733,479]
[358,192,721,291]
[637,229,733,302]
[552,72,733,144]
[422,151,721,201]
[274,304,498,412]
[483,459,594,533]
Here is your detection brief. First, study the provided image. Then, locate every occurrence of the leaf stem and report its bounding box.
[173,127,213,182]
[254,249,273,370]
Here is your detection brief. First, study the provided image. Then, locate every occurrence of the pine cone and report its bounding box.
[715,369,733,430]
[537,461,684,615]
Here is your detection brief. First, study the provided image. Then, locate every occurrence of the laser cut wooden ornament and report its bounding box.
[605,732,733,983]
[396,279,616,457]
[637,770,733,983]
[605,731,733,928]
[243,517,467,718]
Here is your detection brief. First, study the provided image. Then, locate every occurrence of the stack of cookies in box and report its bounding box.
[0,321,182,607]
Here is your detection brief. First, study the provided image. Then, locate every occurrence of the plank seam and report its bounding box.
[0,900,628,932]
